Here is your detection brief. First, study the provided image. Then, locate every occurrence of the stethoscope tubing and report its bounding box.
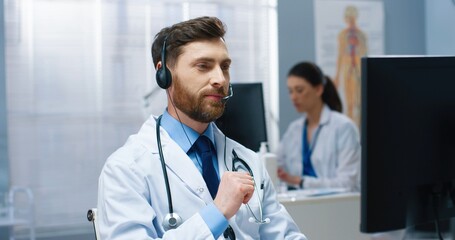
[156,115,175,215]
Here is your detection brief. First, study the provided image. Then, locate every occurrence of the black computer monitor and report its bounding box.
[360,56,455,234]
[215,82,268,152]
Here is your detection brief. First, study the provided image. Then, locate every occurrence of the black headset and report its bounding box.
[155,36,234,102]
[156,37,172,89]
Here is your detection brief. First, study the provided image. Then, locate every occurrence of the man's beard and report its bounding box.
[171,76,226,123]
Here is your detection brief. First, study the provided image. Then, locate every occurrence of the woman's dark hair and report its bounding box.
[288,62,343,112]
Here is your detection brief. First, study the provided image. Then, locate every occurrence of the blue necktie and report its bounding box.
[194,135,219,199]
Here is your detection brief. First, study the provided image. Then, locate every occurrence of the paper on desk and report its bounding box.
[277,187,349,199]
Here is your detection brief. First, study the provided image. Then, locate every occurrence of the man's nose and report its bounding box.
[210,66,228,86]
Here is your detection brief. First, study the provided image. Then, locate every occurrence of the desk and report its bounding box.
[279,191,370,240]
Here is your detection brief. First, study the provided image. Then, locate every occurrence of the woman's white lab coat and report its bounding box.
[97,115,306,239]
[277,105,361,191]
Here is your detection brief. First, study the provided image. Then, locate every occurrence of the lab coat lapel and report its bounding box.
[320,104,332,126]
[214,127,234,175]
[158,128,214,204]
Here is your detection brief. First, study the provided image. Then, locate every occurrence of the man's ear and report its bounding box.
[156,61,162,70]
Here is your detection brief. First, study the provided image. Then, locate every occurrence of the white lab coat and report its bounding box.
[277,105,361,191]
[97,115,306,239]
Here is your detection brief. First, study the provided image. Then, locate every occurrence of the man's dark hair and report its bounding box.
[151,16,227,68]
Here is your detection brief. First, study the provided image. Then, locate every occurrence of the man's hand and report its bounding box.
[214,171,254,219]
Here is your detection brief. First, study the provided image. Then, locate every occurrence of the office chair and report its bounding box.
[87,208,100,240]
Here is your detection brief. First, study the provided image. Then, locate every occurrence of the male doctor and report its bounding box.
[97,16,307,239]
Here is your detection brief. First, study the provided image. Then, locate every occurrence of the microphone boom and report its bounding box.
[221,84,234,103]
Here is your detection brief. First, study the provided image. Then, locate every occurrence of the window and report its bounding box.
[5,0,277,236]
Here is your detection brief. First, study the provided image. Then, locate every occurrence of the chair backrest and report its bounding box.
[8,186,34,220]
[87,208,100,240]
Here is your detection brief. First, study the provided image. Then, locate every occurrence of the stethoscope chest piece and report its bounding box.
[163,212,182,230]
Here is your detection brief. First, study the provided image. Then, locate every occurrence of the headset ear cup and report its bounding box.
[156,66,172,89]
[156,37,172,89]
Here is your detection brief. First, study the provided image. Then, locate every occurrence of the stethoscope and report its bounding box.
[155,115,270,237]
[229,150,270,225]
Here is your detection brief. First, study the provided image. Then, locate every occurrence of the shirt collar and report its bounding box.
[301,104,331,127]
[160,110,216,153]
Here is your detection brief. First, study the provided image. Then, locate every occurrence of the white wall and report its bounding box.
[425,0,455,55]
[277,0,427,136]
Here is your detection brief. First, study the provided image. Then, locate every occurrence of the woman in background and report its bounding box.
[277,62,361,191]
